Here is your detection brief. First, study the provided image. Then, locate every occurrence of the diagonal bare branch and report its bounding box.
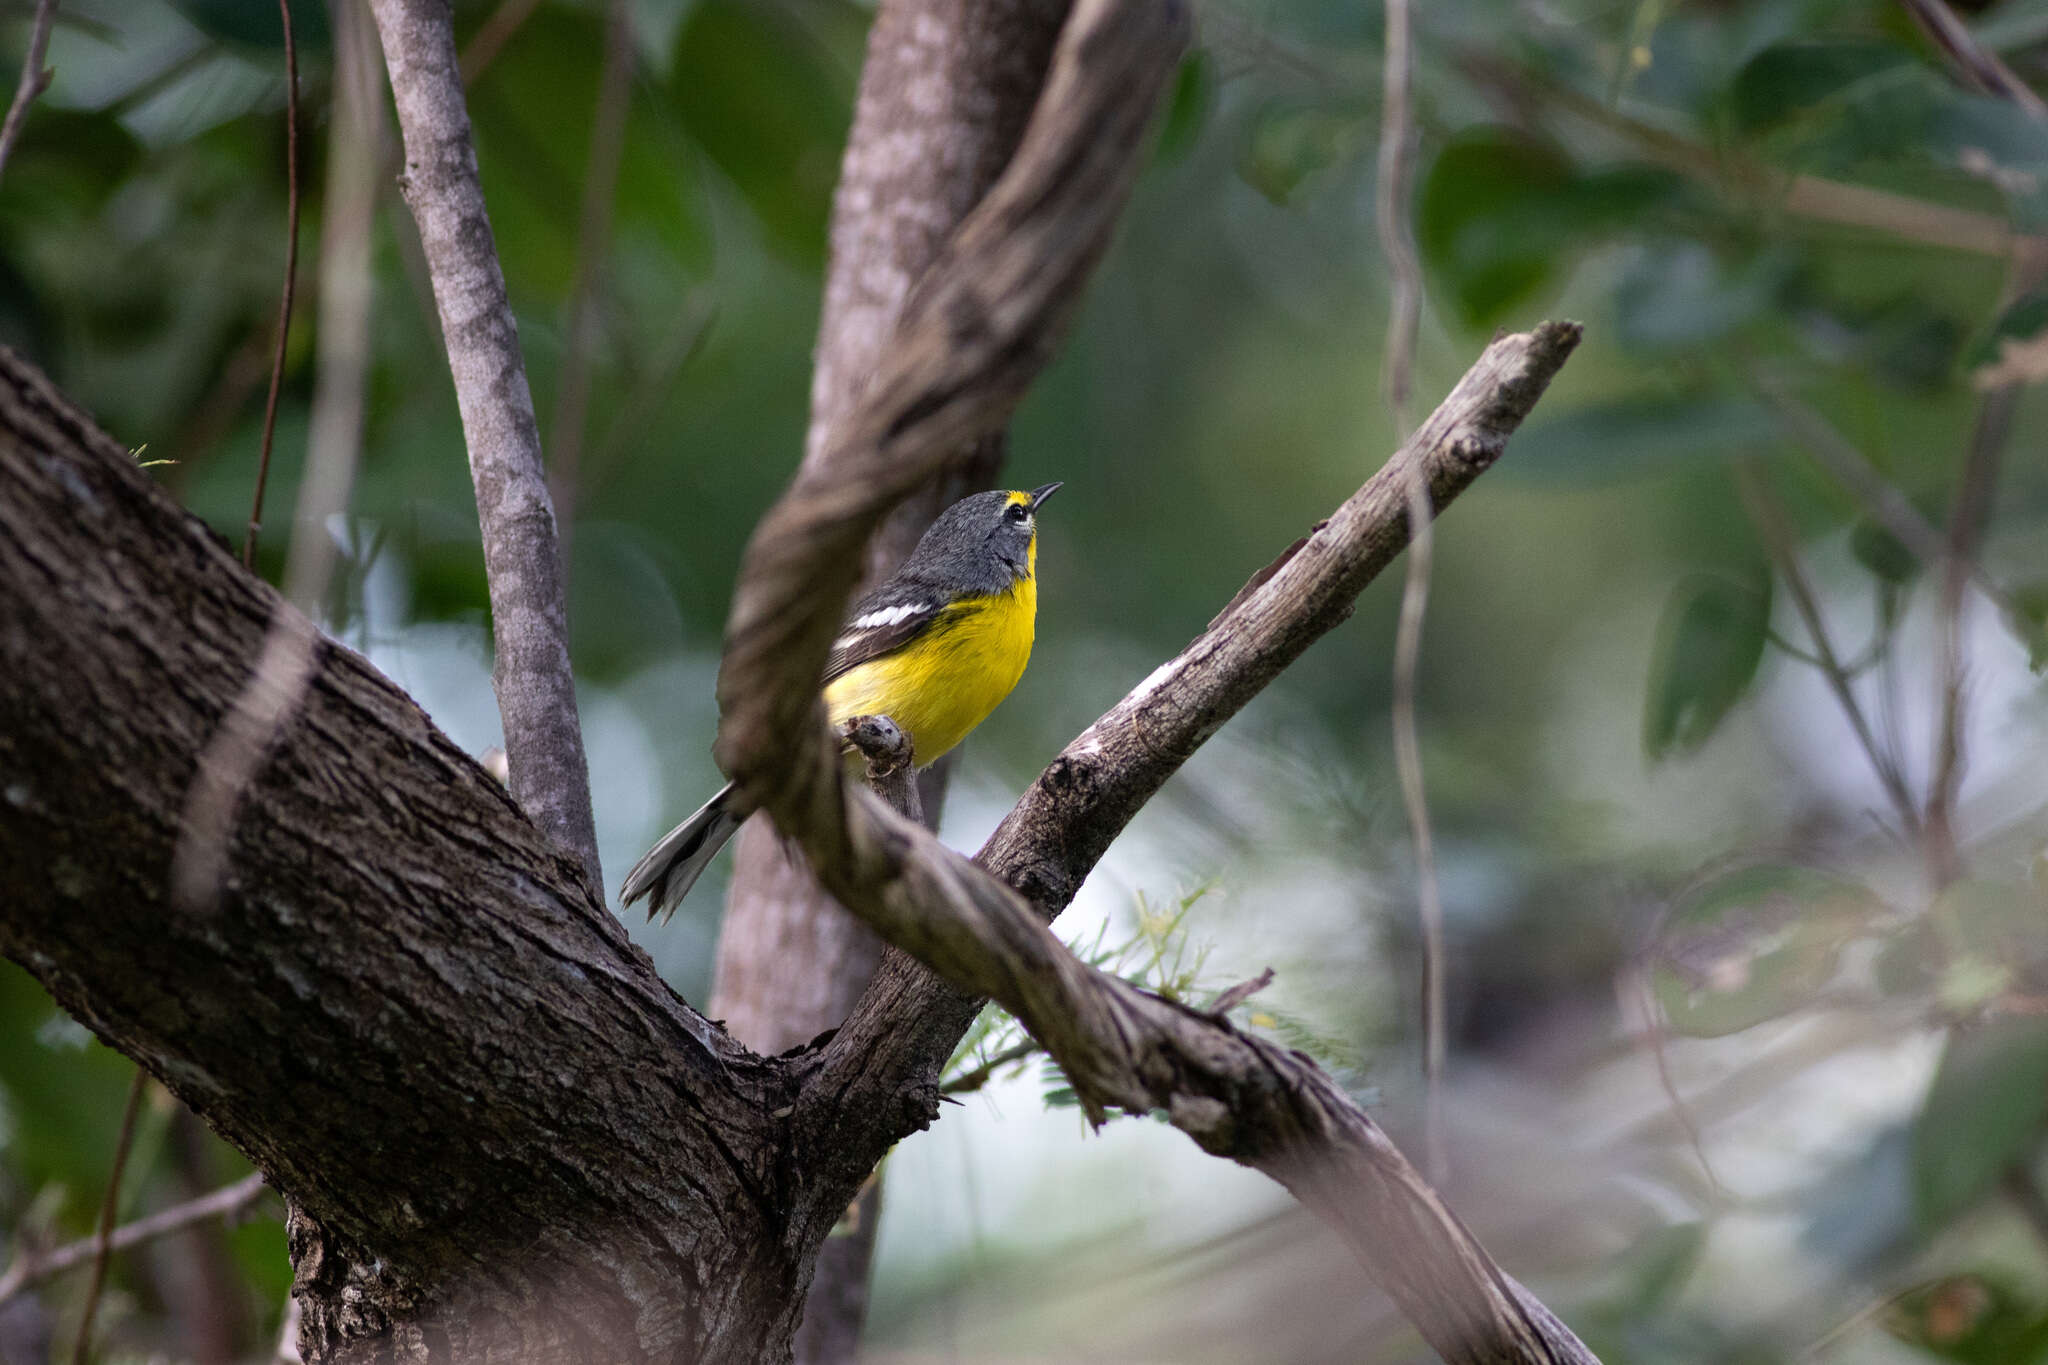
[1896,0,2048,120]
[977,323,1582,911]
[813,794,1598,1363]
[0,1173,271,1308]
[742,317,1590,1356]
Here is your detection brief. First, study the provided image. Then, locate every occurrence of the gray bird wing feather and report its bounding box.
[622,585,947,916]
[821,581,950,684]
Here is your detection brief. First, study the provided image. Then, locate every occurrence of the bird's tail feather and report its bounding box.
[620,781,743,922]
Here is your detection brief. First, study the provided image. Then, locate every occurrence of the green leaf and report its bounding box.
[168,0,331,50]
[1614,242,1788,351]
[1850,519,1920,585]
[1725,40,1913,135]
[1504,395,1776,485]
[1417,130,1573,327]
[1965,289,2048,388]
[1155,52,1212,165]
[1620,1221,1706,1308]
[1886,1275,2048,1364]
[1973,0,2048,53]
[1652,864,1876,1037]
[1237,101,1364,206]
[0,964,155,1218]
[1933,880,2044,965]
[1417,129,1680,328]
[1643,573,1772,762]
[669,1,854,267]
[1999,580,2048,672]
[1913,1018,2048,1228]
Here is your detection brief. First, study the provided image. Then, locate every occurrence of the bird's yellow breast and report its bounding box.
[823,569,1037,766]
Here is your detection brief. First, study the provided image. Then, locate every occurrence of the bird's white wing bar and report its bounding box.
[849,603,923,631]
[824,595,947,683]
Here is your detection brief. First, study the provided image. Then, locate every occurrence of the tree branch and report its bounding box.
[1734,459,1922,837]
[725,313,1593,1359]
[368,0,599,882]
[0,347,798,1360]
[1896,0,2048,120]
[0,1174,271,1308]
[725,300,1586,1355]
[789,323,1580,1252]
[976,323,1582,910]
[241,0,301,572]
[0,0,58,188]
[825,803,1596,1363]
[544,0,633,571]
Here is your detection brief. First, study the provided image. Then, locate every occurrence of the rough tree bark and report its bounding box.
[0,0,1602,1360]
[0,354,802,1361]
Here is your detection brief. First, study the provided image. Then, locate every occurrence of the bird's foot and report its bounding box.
[839,714,915,780]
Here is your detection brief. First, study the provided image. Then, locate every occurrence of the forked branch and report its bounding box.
[703,0,1591,1353]
[765,321,1591,1364]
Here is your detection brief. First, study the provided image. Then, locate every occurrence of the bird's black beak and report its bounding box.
[1028,482,1063,510]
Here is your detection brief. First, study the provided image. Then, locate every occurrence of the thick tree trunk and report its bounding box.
[0,2,1601,1358]
[0,354,802,1362]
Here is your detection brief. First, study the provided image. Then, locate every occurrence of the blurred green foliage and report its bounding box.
[6,0,2048,1358]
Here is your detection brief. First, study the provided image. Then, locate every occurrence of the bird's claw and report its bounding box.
[839,714,914,779]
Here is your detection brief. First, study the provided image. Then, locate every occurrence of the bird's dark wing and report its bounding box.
[822,582,949,685]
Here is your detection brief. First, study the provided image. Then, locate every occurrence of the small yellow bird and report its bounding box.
[621,483,1062,920]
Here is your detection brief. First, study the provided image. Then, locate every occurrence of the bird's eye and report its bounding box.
[1005,503,1028,523]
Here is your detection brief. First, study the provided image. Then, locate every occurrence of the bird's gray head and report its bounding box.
[902,483,1061,594]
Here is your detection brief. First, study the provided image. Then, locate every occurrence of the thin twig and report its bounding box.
[70,1068,147,1365]
[0,1172,270,1307]
[1734,460,1922,838]
[1748,370,2017,619]
[0,0,59,187]
[457,0,544,85]
[1374,0,1420,433]
[1208,965,1275,1017]
[242,0,302,571]
[1896,0,2048,120]
[942,1037,1043,1097]
[1469,52,2048,267]
[1626,967,1720,1196]
[1799,1283,1924,1361]
[1375,0,1445,1186]
[547,0,634,575]
[1927,385,2018,887]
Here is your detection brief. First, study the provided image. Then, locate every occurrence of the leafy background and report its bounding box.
[6,0,2048,1359]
